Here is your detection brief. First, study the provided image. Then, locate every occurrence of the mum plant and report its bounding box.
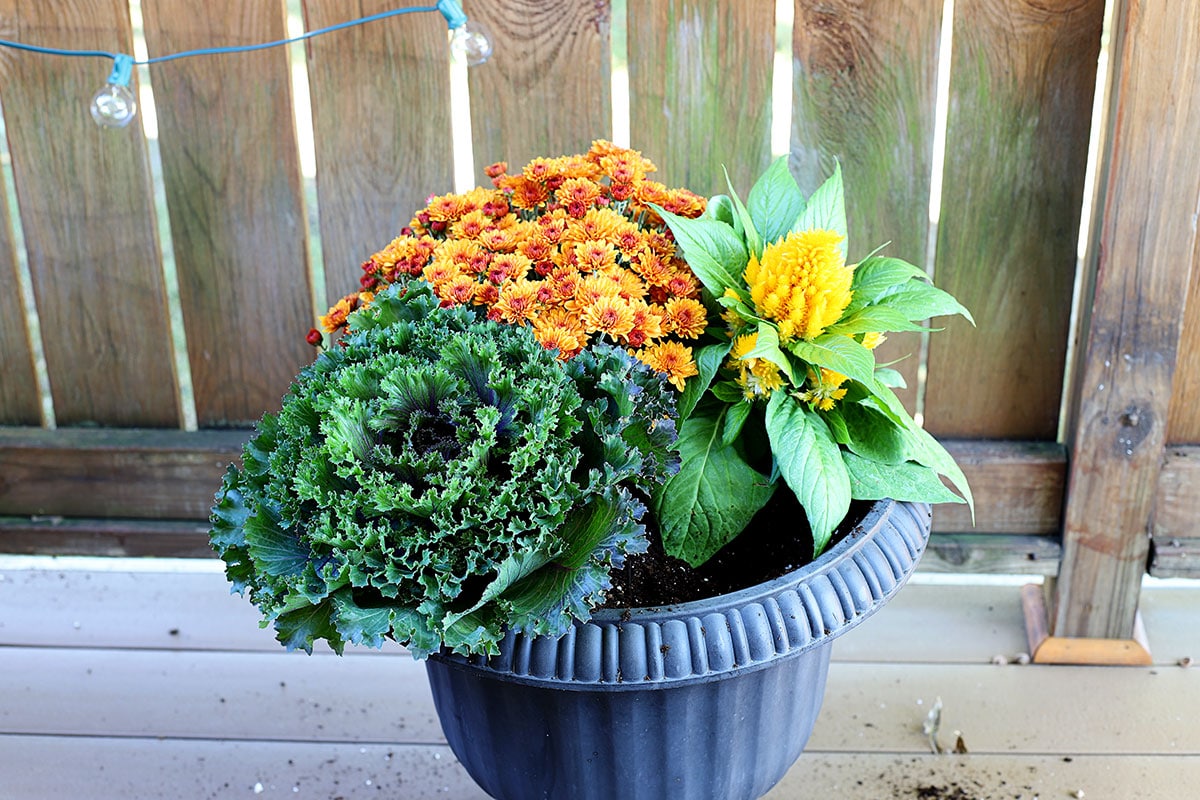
[212,141,972,657]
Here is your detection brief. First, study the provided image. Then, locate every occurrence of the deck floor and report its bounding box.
[0,560,1196,799]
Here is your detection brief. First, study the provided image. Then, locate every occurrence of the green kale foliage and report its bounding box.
[210,282,679,658]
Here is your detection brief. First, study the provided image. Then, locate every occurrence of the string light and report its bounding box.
[0,0,492,129]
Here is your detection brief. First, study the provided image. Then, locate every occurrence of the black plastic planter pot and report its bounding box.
[426,498,931,800]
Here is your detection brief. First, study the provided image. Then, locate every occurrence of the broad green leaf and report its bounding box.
[865,379,975,517]
[653,408,776,567]
[850,256,928,300]
[704,193,744,237]
[842,451,966,505]
[875,281,975,325]
[793,161,847,258]
[765,392,851,555]
[823,407,851,445]
[837,402,910,465]
[788,333,876,386]
[724,166,763,257]
[745,322,798,384]
[654,206,748,297]
[874,367,908,389]
[723,400,752,446]
[711,380,745,404]
[679,342,732,420]
[824,305,929,335]
[748,155,806,247]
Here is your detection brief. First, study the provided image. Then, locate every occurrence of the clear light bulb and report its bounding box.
[449,21,493,66]
[91,54,137,129]
[91,83,137,128]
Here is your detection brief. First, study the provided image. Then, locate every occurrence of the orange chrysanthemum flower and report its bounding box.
[582,294,636,340]
[662,297,708,339]
[638,341,698,391]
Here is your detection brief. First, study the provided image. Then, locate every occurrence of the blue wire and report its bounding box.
[0,3,450,79]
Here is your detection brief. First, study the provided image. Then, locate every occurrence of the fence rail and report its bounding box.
[0,0,1197,645]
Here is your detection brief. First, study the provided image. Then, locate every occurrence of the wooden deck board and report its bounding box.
[1,564,1197,798]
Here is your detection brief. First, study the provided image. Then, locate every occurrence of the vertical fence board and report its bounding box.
[0,1,180,427]
[302,1,454,300]
[1166,232,1200,444]
[627,0,774,197]
[791,0,941,412]
[0,178,38,425]
[142,0,312,427]
[1055,0,1200,638]
[922,0,1103,439]
[466,0,611,171]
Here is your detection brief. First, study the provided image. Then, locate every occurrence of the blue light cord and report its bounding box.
[0,1,466,86]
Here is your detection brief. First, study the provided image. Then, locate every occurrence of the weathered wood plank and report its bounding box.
[0,427,246,519]
[0,159,39,425]
[922,533,1060,576]
[627,0,775,197]
[1055,0,1200,639]
[4,738,1197,800]
[4,646,1196,756]
[791,0,942,411]
[1166,232,1200,442]
[1151,446,1200,577]
[0,1,180,427]
[0,517,212,557]
[923,0,1104,439]
[301,1,454,300]
[466,0,611,172]
[932,440,1065,535]
[0,737,487,800]
[141,1,313,426]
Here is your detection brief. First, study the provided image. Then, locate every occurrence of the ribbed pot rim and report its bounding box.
[432,498,931,689]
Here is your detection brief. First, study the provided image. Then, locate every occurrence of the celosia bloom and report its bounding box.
[800,367,849,411]
[744,229,853,342]
[727,333,785,401]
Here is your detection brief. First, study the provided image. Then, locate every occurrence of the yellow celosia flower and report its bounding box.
[861,331,887,350]
[744,229,853,342]
[799,367,849,411]
[727,332,785,401]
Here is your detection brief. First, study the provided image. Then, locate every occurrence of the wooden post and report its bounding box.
[1047,0,1200,661]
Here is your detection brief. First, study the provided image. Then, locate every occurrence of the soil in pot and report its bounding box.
[603,495,873,608]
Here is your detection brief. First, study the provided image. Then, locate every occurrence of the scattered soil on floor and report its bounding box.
[602,496,871,608]
[916,786,975,800]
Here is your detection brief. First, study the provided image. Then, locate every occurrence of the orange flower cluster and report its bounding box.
[320,141,711,391]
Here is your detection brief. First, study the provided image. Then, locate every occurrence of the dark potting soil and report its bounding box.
[603,495,872,608]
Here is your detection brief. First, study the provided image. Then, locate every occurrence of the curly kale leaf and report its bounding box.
[210,282,679,657]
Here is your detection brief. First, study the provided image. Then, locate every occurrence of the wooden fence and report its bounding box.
[0,0,1197,647]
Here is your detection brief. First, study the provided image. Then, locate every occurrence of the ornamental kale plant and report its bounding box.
[210,282,678,657]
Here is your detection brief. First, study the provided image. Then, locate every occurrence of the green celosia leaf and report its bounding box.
[745,322,798,385]
[654,206,748,298]
[765,392,851,556]
[653,407,776,567]
[842,451,966,505]
[792,161,848,258]
[724,166,763,258]
[835,401,910,465]
[874,367,908,389]
[848,256,928,308]
[874,280,975,325]
[679,341,732,421]
[824,305,929,335]
[704,193,744,238]
[788,333,876,386]
[722,400,752,446]
[748,155,807,247]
